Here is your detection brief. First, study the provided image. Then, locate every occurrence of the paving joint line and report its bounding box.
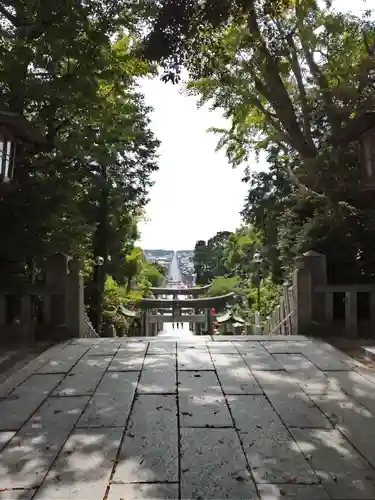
[103,341,150,500]
[175,342,182,500]
[206,347,262,500]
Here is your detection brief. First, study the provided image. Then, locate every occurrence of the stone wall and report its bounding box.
[0,253,88,344]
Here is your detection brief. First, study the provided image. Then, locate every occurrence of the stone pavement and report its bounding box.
[1,335,375,499]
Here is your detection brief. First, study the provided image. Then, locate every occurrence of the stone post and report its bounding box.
[293,259,312,335]
[45,253,68,332]
[345,290,358,338]
[66,259,85,338]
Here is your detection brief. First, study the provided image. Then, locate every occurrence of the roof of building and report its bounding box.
[137,292,234,309]
[0,111,47,145]
[149,284,211,296]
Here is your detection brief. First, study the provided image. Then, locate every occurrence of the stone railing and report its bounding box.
[0,253,87,345]
[83,311,99,338]
[263,282,297,335]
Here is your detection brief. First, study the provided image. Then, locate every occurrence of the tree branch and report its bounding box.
[0,4,17,25]
[285,32,316,152]
[245,5,315,159]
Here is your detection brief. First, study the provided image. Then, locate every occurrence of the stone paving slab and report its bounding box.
[0,490,37,499]
[1,335,375,499]
[0,342,71,399]
[258,484,330,499]
[113,394,178,483]
[179,371,233,427]
[234,341,268,354]
[302,346,351,371]
[108,350,145,371]
[52,356,111,396]
[0,396,89,489]
[207,342,239,354]
[211,354,263,395]
[147,341,176,355]
[273,353,342,395]
[77,372,138,427]
[241,351,284,371]
[311,391,375,469]
[85,342,121,356]
[36,345,90,373]
[228,395,318,484]
[142,354,176,371]
[34,427,123,500]
[324,369,375,414]
[261,340,316,354]
[0,374,64,430]
[107,483,179,500]
[291,428,375,499]
[0,431,15,451]
[178,349,214,370]
[180,427,257,499]
[137,368,176,394]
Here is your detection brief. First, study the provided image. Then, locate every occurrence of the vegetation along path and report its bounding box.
[1,336,375,499]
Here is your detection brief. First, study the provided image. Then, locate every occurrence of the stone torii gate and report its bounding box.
[137,285,234,336]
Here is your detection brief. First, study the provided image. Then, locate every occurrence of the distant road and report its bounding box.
[168,253,182,284]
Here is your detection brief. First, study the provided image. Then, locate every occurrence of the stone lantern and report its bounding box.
[0,110,46,183]
[334,111,375,190]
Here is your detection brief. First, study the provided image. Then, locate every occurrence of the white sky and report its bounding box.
[138,0,371,251]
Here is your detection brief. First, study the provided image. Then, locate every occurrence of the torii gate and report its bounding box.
[137,286,234,336]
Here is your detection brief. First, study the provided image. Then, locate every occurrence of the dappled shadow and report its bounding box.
[1,337,375,499]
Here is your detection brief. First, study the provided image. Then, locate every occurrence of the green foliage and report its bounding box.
[103,276,129,329]
[156,1,375,284]
[207,276,242,297]
[0,2,159,286]
[246,277,281,318]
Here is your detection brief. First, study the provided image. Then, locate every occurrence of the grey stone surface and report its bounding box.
[143,354,176,371]
[37,345,89,373]
[311,391,375,469]
[78,372,138,427]
[273,354,341,395]
[23,395,89,432]
[147,341,176,355]
[207,342,239,354]
[228,395,318,484]
[241,351,283,371]
[138,368,176,394]
[0,396,89,489]
[180,427,257,499]
[234,342,268,354]
[118,342,148,354]
[0,374,64,430]
[258,484,330,499]
[34,427,123,499]
[0,490,37,499]
[107,483,179,500]
[0,342,71,399]
[302,347,351,371]
[324,369,375,414]
[53,356,111,396]
[113,394,178,483]
[178,349,213,370]
[291,428,375,499]
[262,341,315,354]
[177,343,209,353]
[108,351,145,371]
[85,342,121,356]
[211,354,263,395]
[0,431,15,451]
[179,371,232,427]
[213,335,308,342]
